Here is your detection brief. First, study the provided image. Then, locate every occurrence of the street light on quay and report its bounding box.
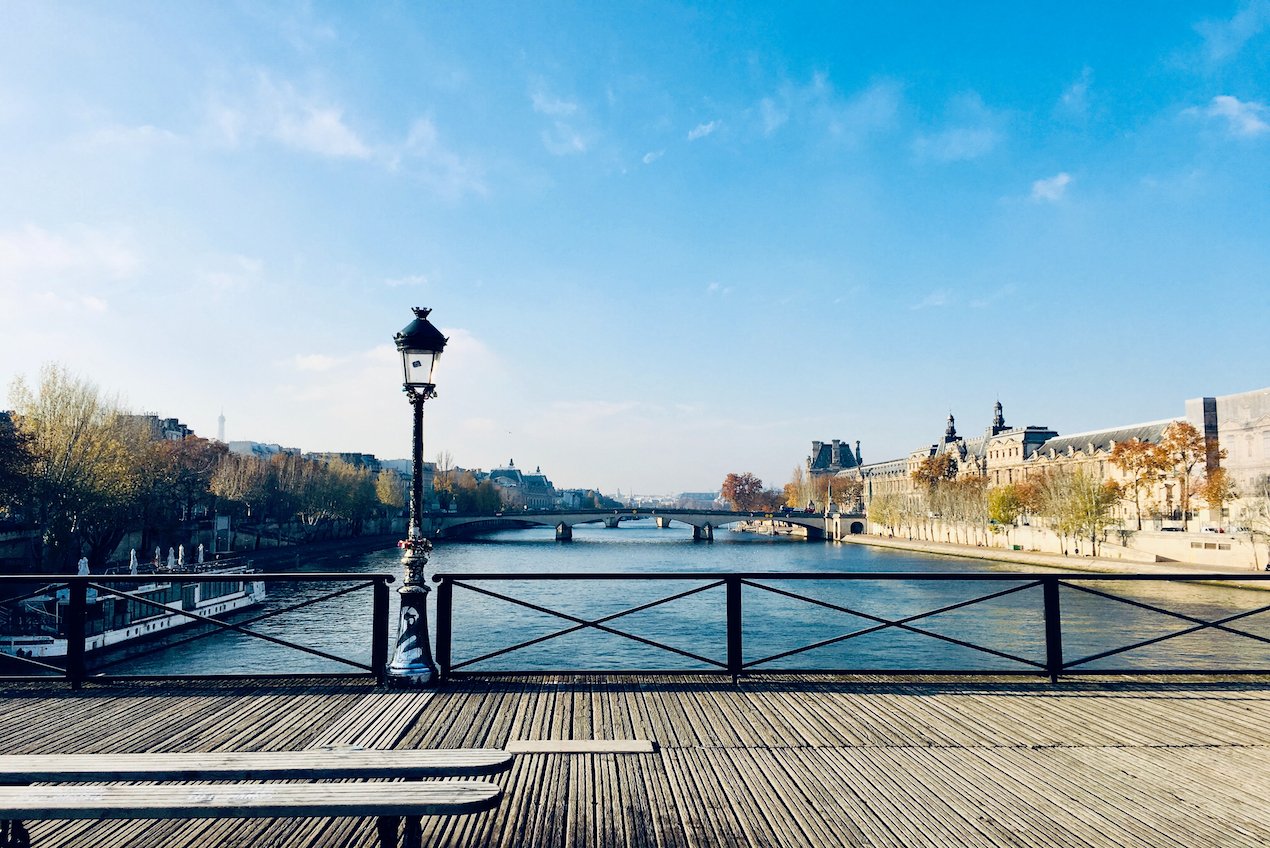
[387,306,448,686]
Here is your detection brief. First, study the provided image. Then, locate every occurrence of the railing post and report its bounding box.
[435,577,452,682]
[372,578,390,685]
[726,575,742,683]
[1042,577,1063,684]
[65,579,87,690]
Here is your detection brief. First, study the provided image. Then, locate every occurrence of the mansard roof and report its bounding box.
[809,440,859,471]
[1033,419,1176,457]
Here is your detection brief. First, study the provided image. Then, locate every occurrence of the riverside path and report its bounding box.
[3,674,1269,847]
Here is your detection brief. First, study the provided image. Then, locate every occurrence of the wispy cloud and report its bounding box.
[530,83,591,155]
[395,118,487,196]
[913,93,1003,162]
[530,88,579,117]
[1195,0,1270,62]
[687,120,720,141]
[0,224,140,281]
[641,149,664,164]
[201,254,263,292]
[384,273,428,288]
[206,73,483,194]
[1031,172,1072,201]
[706,281,733,296]
[0,224,141,318]
[912,289,950,310]
[209,74,372,159]
[755,74,901,143]
[970,284,1018,309]
[1186,95,1270,137]
[1056,67,1092,120]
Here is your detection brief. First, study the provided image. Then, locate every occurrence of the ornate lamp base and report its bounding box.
[386,538,439,686]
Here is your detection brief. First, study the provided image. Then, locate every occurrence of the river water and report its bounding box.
[104,523,1270,677]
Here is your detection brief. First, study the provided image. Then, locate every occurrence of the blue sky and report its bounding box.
[2,1,1268,494]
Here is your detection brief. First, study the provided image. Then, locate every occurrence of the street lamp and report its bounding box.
[386,306,448,686]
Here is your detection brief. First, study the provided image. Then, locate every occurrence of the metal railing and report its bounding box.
[0,572,394,687]
[433,571,1270,681]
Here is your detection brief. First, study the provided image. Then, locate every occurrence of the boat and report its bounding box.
[0,562,266,660]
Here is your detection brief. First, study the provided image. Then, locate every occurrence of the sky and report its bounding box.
[1,1,1268,495]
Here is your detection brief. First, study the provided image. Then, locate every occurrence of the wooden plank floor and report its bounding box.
[2,675,1269,847]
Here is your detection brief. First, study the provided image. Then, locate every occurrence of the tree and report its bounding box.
[376,469,405,510]
[783,465,811,509]
[0,414,31,516]
[1034,468,1119,556]
[9,365,157,571]
[721,472,764,510]
[987,485,1024,528]
[1159,421,1213,530]
[1196,467,1237,526]
[912,452,956,488]
[868,492,902,535]
[1109,438,1168,530]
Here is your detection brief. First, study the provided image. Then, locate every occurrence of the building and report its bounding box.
[306,452,382,473]
[127,414,194,441]
[226,441,302,459]
[1187,388,1270,496]
[486,460,556,509]
[854,389,1270,529]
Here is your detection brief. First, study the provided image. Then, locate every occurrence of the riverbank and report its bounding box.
[839,533,1265,577]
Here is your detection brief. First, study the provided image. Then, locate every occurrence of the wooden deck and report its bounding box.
[3,675,1269,847]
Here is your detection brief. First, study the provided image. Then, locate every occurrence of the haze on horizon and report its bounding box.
[1,2,1267,494]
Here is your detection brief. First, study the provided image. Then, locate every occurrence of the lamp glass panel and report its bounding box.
[402,350,439,386]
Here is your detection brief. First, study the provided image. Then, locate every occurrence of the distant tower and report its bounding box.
[217,409,226,442]
[990,400,1007,435]
[944,412,957,443]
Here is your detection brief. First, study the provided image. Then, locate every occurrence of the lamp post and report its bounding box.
[386,306,448,686]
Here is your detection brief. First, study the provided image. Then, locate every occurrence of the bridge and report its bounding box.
[425,507,867,542]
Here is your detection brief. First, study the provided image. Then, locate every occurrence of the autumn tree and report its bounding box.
[912,452,956,488]
[987,485,1024,528]
[8,365,156,571]
[868,492,902,535]
[376,469,405,510]
[721,472,765,510]
[1160,421,1217,530]
[1034,469,1119,556]
[1196,467,1237,526]
[1109,438,1168,530]
[783,465,812,509]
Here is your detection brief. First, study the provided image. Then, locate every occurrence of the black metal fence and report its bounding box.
[0,572,394,687]
[433,571,1270,681]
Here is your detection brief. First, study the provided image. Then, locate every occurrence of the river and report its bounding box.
[103,522,1270,677]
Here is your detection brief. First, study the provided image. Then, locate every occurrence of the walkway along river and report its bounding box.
[104,523,1270,677]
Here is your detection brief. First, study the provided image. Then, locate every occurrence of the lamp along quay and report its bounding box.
[386,306,448,687]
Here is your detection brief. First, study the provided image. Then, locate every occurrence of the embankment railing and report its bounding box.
[433,571,1270,682]
[0,572,393,688]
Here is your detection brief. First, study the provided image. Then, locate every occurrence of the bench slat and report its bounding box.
[0,780,502,819]
[0,749,511,782]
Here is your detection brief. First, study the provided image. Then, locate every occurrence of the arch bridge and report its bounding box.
[426,507,867,542]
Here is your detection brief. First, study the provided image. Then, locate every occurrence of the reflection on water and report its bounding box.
[105,523,1270,676]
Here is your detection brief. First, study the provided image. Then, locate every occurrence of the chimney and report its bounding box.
[831,439,842,467]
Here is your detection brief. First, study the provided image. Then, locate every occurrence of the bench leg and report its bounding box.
[1,819,31,848]
[374,815,421,848]
[403,816,422,848]
[375,815,399,847]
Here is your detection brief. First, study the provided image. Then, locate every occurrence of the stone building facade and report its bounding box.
[852,386,1270,530]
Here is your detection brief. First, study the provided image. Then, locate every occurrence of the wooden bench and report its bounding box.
[0,748,513,848]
